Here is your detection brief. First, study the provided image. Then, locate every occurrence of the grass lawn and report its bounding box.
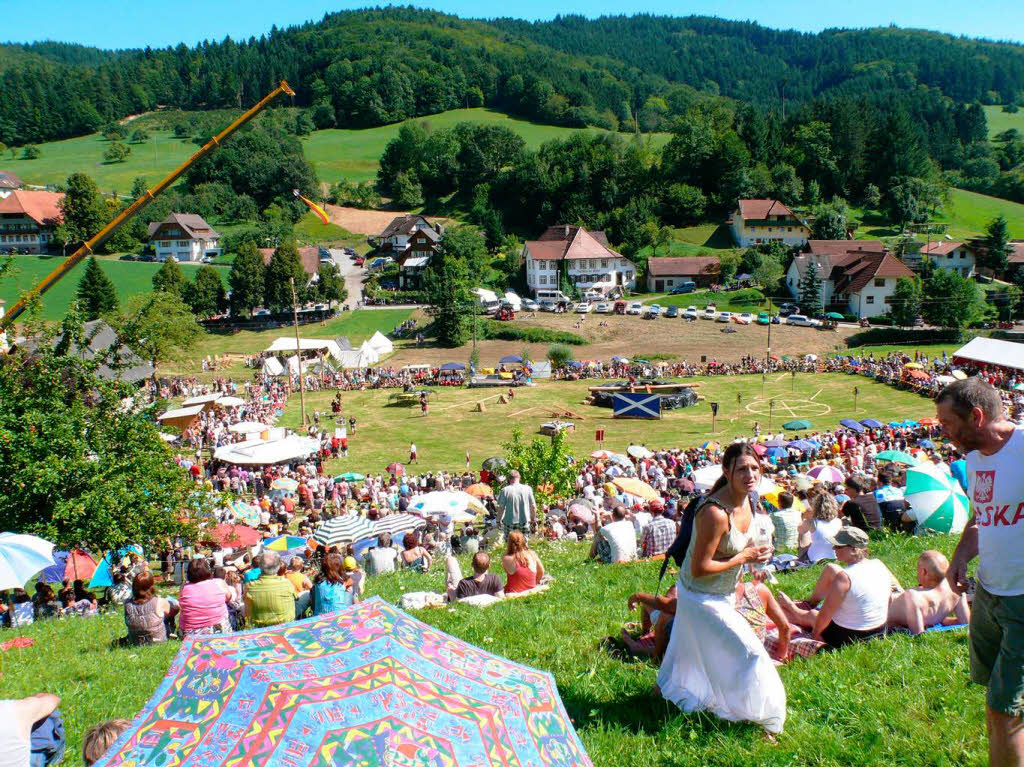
[983,105,1024,139]
[852,188,1024,241]
[275,372,936,475]
[0,255,228,321]
[0,534,984,766]
[303,108,670,185]
[642,288,766,310]
[8,130,196,194]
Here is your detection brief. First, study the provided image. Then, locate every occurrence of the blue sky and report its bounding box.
[3,0,1023,49]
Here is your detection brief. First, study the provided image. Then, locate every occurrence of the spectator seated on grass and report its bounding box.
[59,581,98,617]
[841,475,882,532]
[797,491,842,563]
[285,557,313,619]
[888,550,970,634]
[777,527,902,649]
[769,492,801,551]
[178,558,232,637]
[588,504,638,564]
[344,556,364,601]
[447,552,505,602]
[399,532,432,573]
[502,531,545,594]
[82,719,130,766]
[640,500,677,559]
[312,552,354,616]
[364,533,399,576]
[124,572,177,645]
[244,551,296,628]
[32,583,61,621]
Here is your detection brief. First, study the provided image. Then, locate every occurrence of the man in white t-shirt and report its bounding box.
[937,377,1024,767]
[589,505,637,563]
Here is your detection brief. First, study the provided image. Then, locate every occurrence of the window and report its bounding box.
[178,240,189,247]
[873,278,885,287]
[960,252,966,259]
[788,227,793,232]
[866,296,875,305]
[602,259,608,268]
[539,275,547,285]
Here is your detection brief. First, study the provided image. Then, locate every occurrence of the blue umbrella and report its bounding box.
[439,362,465,371]
[765,447,788,459]
[89,544,144,589]
[860,418,883,429]
[903,420,919,428]
[919,439,935,449]
[499,355,523,364]
[39,550,70,584]
[788,440,816,452]
[762,439,788,447]
[888,421,903,428]
[840,419,865,432]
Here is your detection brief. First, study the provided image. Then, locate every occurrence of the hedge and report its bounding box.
[480,321,587,345]
[845,328,964,348]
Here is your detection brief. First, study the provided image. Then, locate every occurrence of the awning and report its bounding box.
[953,337,1024,372]
[181,393,221,407]
[157,405,204,431]
[213,435,321,465]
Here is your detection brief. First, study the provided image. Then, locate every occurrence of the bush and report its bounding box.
[725,288,766,308]
[846,328,963,348]
[480,321,586,345]
[547,343,574,368]
[866,315,894,326]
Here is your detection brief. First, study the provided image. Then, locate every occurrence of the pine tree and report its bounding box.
[263,241,307,312]
[75,256,119,320]
[228,242,267,316]
[798,260,823,315]
[982,215,1011,273]
[152,257,186,296]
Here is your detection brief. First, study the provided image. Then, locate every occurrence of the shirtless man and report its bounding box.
[888,550,970,635]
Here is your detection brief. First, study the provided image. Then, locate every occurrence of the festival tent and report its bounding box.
[261,356,285,377]
[157,404,205,431]
[366,330,394,356]
[440,362,465,371]
[213,436,320,465]
[92,598,592,767]
[358,341,382,363]
[264,337,346,362]
[39,548,98,583]
[953,336,1024,373]
[335,349,377,369]
[228,421,270,436]
[181,393,222,408]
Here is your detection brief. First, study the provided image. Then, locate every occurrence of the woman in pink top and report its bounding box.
[179,559,232,636]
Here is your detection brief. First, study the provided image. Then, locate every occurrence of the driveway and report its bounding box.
[329,249,365,308]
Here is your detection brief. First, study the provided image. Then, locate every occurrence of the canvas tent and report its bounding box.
[366,330,394,356]
[264,337,345,362]
[952,337,1024,373]
[336,349,377,369]
[213,435,320,465]
[262,356,285,376]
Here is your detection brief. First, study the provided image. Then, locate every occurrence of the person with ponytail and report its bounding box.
[656,441,787,736]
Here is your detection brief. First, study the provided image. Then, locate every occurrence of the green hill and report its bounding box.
[984,105,1024,138]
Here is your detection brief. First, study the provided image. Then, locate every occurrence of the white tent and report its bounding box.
[953,337,1024,373]
[264,337,345,362]
[358,341,381,364]
[366,330,394,355]
[213,435,320,465]
[473,287,498,304]
[502,292,522,310]
[181,393,221,407]
[336,349,377,369]
[262,356,285,376]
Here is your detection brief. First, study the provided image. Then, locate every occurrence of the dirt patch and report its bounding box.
[386,313,856,367]
[324,205,451,237]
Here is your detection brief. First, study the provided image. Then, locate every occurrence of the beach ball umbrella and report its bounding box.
[0,533,55,591]
[904,464,970,534]
[271,477,299,492]
[783,419,812,430]
[876,450,919,466]
[313,515,377,547]
[227,499,261,526]
[265,536,311,552]
[464,483,493,498]
[386,462,406,476]
[699,441,719,451]
[90,598,593,767]
[372,513,427,539]
[807,465,845,484]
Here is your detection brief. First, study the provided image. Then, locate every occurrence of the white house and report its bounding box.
[915,240,976,278]
[729,199,810,249]
[148,213,221,262]
[523,225,636,298]
[785,240,915,319]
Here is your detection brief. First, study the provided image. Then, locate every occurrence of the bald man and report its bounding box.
[887,550,971,635]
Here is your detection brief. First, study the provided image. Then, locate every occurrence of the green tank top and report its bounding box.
[679,497,753,596]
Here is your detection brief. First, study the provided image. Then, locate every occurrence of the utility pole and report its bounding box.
[290,277,306,427]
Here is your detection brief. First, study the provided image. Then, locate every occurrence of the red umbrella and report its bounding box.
[751,443,768,456]
[209,524,261,548]
[63,549,98,582]
[386,462,406,476]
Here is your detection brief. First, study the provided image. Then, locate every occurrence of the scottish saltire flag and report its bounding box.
[613,392,662,419]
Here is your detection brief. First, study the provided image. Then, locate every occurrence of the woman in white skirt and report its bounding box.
[657,442,787,735]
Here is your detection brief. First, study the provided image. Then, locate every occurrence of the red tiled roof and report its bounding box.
[526,226,627,263]
[0,190,63,226]
[536,225,610,247]
[737,199,795,221]
[647,256,721,277]
[807,240,885,255]
[836,253,914,294]
[258,246,321,276]
[523,240,568,260]
[0,170,23,190]
[919,240,966,257]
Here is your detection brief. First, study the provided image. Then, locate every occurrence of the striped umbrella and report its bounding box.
[904,463,970,534]
[313,515,377,546]
[372,513,427,539]
[264,535,310,552]
[227,499,260,526]
[807,465,845,484]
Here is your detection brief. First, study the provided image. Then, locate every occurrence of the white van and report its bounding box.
[535,289,571,304]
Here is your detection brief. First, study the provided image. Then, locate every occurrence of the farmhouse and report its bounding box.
[523,225,637,298]
[0,189,63,254]
[914,240,976,277]
[1008,242,1024,269]
[0,170,23,199]
[395,225,442,288]
[148,213,222,262]
[786,240,914,319]
[374,214,444,254]
[728,198,810,248]
[646,256,721,292]
[258,247,321,277]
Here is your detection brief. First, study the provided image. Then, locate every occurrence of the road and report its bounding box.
[328,249,365,308]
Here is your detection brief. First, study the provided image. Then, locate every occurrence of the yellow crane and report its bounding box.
[1,79,296,329]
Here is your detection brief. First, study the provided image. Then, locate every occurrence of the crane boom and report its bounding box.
[1,79,296,329]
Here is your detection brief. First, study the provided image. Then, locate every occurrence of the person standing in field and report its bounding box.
[497,470,537,540]
[937,378,1024,767]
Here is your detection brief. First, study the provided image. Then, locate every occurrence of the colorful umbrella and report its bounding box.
[567,499,596,523]
[839,419,866,432]
[876,450,919,466]
[227,499,260,526]
[764,447,788,459]
[408,491,486,519]
[591,449,613,460]
[919,417,939,426]
[751,443,767,456]
[0,533,55,591]
[270,477,299,492]
[372,513,427,539]
[264,536,310,552]
[92,598,593,767]
[807,465,845,483]
[611,477,659,501]
[464,483,494,498]
[313,515,377,547]
[334,472,365,482]
[783,419,812,430]
[919,439,935,449]
[904,464,970,534]
[63,548,98,582]
[762,439,789,447]
[386,462,406,476]
[89,545,144,589]
[860,418,883,429]
[208,524,261,548]
[699,441,719,451]
[788,439,816,452]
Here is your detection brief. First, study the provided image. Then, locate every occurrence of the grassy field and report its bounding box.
[0,533,984,766]
[641,288,766,309]
[983,105,1024,138]
[275,372,936,475]
[0,255,228,321]
[303,108,670,185]
[852,187,1024,241]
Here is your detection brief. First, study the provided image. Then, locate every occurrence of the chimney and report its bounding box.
[564,225,569,238]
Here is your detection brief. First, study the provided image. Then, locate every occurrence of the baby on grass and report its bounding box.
[887,550,970,635]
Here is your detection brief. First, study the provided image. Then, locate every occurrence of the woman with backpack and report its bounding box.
[656,442,787,736]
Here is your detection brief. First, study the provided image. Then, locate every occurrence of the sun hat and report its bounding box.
[826,526,870,549]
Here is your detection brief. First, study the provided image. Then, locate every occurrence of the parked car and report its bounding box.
[539,299,557,312]
[575,302,592,313]
[669,281,697,295]
[756,312,771,325]
[664,306,679,318]
[734,313,753,325]
[522,298,540,311]
[627,301,644,315]
[594,301,612,313]
[253,308,271,318]
[702,305,718,320]
[771,315,782,324]
[647,304,662,317]
[716,311,733,323]
[613,300,628,314]
[786,314,819,327]
[778,303,799,317]
[683,305,699,320]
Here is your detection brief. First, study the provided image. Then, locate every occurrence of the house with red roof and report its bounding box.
[786,240,915,318]
[258,246,321,277]
[0,170,24,199]
[916,240,976,278]
[522,225,637,298]
[0,189,63,254]
[646,256,721,292]
[729,199,810,248]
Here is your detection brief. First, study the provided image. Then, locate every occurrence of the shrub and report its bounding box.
[846,328,963,348]
[480,321,586,345]
[866,315,894,326]
[547,343,574,368]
